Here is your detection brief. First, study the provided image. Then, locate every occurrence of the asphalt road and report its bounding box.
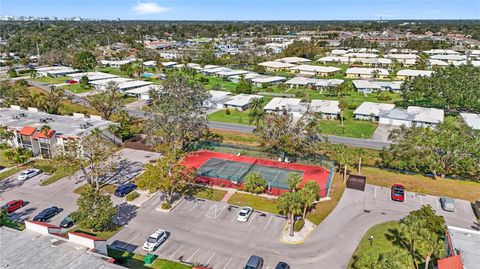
[107,185,477,269]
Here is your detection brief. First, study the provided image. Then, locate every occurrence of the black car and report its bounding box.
[33,206,60,222]
[245,255,264,269]
[114,183,137,197]
[275,262,290,269]
[60,215,74,228]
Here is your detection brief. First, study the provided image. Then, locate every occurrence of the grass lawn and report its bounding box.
[33,159,80,186]
[228,192,279,214]
[62,84,92,94]
[69,226,123,240]
[98,67,129,77]
[208,109,253,125]
[195,188,227,201]
[123,96,139,105]
[33,76,71,85]
[108,248,192,269]
[73,183,117,195]
[361,166,480,202]
[319,111,378,138]
[307,173,345,225]
[348,221,412,269]
[210,129,260,146]
[0,149,13,168]
[0,166,24,181]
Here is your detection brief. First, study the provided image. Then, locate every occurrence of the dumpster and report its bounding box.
[144,253,158,265]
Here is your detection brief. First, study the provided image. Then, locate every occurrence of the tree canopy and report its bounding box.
[72,50,97,71]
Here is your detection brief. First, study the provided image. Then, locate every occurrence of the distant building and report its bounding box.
[310,100,340,119]
[460,113,480,130]
[379,106,444,127]
[353,102,395,121]
[258,61,296,72]
[396,69,434,80]
[289,65,340,77]
[346,67,389,79]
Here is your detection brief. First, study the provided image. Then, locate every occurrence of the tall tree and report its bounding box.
[145,75,212,151]
[89,81,124,120]
[299,181,320,219]
[332,144,356,183]
[278,191,303,237]
[287,173,302,192]
[72,51,97,71]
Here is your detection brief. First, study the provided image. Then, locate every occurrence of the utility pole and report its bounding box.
[36,42,41,58]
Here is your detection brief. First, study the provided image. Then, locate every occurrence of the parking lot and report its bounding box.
[363,184,477,229]
[109,196,289,269]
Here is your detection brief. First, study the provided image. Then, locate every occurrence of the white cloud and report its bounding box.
[133,1,171,14]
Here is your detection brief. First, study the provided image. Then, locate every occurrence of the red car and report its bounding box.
[2,200,26,213]
[391,184,405,202]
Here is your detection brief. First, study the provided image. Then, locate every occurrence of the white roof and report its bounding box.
[397,69,434,77]
[346,67,389,76]
[345,53,378,58]
[216,70,250,77]
[203,67,231,74]
[258,61,296,69]
[161,61,177,67]
[276,57,311,64]
[209,90,232,100]
[90,77,132,86]
[424,49,460,55]
[117,80,152,90]
[310,100,340,114]
[354,102,395,117]
[315,79,344,87]
[264,97,302,111]
[203,64,219,69]
[224,94,263,107]
[331,49,348,55]
[386,54,418,60]
[430,54,467,61]
[460,113,480,130]
[352,80,382,89]
[70,72,118,81]
[143,61,156,66]
[429,59,449,66]
[355,58,392,65]
[285,77,311,86]
[407,106,444,124]
[446,226,480,269]
[125,85,160,95]
[290,65,340,73]
[251,75,286,84]
[100,59,133,66]
[317,56,349,63]
[35,66,71,72]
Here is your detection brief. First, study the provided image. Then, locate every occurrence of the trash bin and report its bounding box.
[144,253,158,265]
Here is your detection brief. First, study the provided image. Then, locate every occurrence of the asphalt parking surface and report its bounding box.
[109,196,288,269]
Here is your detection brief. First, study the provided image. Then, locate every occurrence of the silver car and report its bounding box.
[440,197,455,212]
[17,169,41,181]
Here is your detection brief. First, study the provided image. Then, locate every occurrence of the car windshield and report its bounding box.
[147,237,157,243]
[394,189,404,196]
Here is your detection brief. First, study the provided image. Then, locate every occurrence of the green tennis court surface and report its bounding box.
[197,158,303,190]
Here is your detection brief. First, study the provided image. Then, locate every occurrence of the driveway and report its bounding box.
[107,184,478,269]
[371,124,400,142]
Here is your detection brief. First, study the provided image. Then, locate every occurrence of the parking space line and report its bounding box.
[436,198,440,209]
[231,211,238,222]
[127,233,141,244]
[419,195,423,205]
[264,216,273,231]
[169,244,184,260]
[188,203,199,212]
[206,252,216,264]
[187,248,200,262]
[374,186,377,198]
[248,212,257,226]
[223,257,233,269]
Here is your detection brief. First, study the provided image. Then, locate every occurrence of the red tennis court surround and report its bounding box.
[183,150,332,197]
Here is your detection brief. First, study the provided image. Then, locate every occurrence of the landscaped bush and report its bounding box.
[33,162,57,174]
[225,109,231,115]
[125,191,140,202]
[243,173,267,194]
[377,91,392,101]
[161,201,171,209]
[0,143,7,149]
[294,218,305,232]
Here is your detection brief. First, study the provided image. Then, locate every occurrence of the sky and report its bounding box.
[2,0,479,21]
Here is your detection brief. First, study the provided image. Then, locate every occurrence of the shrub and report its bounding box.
[377,91,392,101]
[243,173,267,194]
[225,109,231,115]
[33,162,57,174]
[265,87,274,92]
[294,91,306,98]
[294,218,305,232]
[161,201,171,209]
[125,191,140,202]
[0,143,7,149]
[7,69,17,78]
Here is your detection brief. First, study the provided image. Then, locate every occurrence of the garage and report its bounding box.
[346,175,366,191]
[378,109,413,127]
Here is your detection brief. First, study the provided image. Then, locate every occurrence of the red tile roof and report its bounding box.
[437,255,464,269]
[33,129,55,139]
[19,126,37,136]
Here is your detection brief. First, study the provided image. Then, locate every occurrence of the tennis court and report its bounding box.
[196,158,303,190]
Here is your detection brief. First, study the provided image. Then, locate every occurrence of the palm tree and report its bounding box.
[356,148,366,174]
[287,173,302,192]
[333,144,355,183]
[278,191,303,236]
[299,181,320,219]
[29,69,37,79]
[249,97,263,111]
[248,97,265,129]
[338,98,348,127]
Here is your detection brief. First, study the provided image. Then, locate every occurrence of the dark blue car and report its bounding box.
[33,206,60,222]
[115,183,137,197]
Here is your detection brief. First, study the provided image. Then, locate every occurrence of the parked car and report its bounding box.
[143,229,167,251]
[245,255,264,269]
[17,169,42,181]
[33,206,60,222]
[390,184,405,202]
[60,215,74,228]
[114,183,137,197]
[440,197,456,212]
[237,207,253,222]
[1,199,26,213]
[275,262,290,269]
[473,200,480,219]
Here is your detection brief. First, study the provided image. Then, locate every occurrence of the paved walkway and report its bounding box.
[221,189,236,202]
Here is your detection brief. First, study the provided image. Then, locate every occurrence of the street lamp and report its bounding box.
[369,235,374,246]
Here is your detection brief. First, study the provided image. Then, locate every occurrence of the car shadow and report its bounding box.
[114,203,138,226]
[109,240,139,253]
[9,206,38,222]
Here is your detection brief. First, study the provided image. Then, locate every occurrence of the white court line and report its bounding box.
[223,257,233,269]
[187,248,200,262]
[264,216,273,231]
[206,252,216,264]
[248,212,257,226]
[169,244,184,260]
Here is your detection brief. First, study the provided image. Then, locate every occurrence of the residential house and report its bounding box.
[250,75,286,87]
[353,102,395,121]
[99,59,134,68]
[276,57,311,64]
[70,72,118,82]
[310,100,340,119]
[223,94,263,111]
[460,113,480,130]
[379,106,444,127]
[345,67,389,79]
[289,65,340,77]
[202,90,233,109]
[437,226,480,269]
[396,69,434,80]
[258,61,296,72]
[35,66,79,77]
[352,80,382,93]
[264,97,302,114]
